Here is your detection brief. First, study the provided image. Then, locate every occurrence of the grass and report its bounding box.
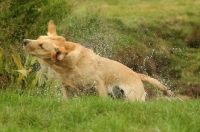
[71,0,200,24]
[1,90,200,132]
[1,1,200,131]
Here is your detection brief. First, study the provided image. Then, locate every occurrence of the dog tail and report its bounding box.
[138,73,173,96]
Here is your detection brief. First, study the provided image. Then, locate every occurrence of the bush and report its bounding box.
[0,0,72,91]
[0,0,72,46]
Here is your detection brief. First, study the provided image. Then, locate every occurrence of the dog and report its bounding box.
[24,20,173,102]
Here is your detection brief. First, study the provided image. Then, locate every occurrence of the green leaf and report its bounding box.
[11,54,24,69]
[15,69,28,77]
[16,68,32,78]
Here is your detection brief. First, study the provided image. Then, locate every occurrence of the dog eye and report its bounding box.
[39,44,44,49]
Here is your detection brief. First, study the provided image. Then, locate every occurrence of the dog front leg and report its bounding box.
[62,85,75,100]
[96,81,107,97]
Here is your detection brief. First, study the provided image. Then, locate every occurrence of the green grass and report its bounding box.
[1,1,200,131]
[71,0,200,24]
[1,90,200,132]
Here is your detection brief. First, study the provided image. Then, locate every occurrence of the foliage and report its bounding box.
[0,0,71,45]
[0,0,71,92]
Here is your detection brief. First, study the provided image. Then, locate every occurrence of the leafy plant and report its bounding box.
[0,0,71,94]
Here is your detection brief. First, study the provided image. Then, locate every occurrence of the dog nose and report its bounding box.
[23,39,30,46]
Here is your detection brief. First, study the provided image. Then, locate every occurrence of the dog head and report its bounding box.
[23,20,67,62]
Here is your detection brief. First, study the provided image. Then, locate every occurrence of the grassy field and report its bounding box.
[71,0,200,24]
[1,1,200,131]
[0,90,200,132]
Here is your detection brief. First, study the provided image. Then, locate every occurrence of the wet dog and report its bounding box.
[24,20,173,101]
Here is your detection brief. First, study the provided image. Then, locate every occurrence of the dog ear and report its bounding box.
[55,46,67,61]
[48,20,57,36]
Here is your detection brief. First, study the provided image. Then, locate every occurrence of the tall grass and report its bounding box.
[0,91,200,132]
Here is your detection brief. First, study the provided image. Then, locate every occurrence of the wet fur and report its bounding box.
[24,20,173,102]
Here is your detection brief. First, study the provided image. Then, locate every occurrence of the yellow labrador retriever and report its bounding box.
[24,20,173,101]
